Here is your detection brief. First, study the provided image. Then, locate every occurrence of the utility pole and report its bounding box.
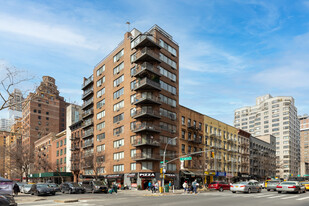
[162,137,177,193]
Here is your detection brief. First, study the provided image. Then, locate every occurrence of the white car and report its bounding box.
[231,181,261,194]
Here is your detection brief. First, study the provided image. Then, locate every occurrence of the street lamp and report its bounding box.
[162,137,177,193]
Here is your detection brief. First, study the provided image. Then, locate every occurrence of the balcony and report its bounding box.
[188,125,201,131]
[132,138,160,147]
[132,109,161,119]
[83,129,94,139]
[131,34,160,50]
[133,78,161,91]
[188,138,202,144]
[71,156,80,162]
[131,123,161,133]
[82,142,94,149]
[71,146,80,151]
[82,98,93,109]
[132,153,160,161]
[133,94,161,105]
[132,47,161,64]
[82,88,93,100]
[132,62,161,78]
[82,109,94,119]
[81,75,93,89]
[82,119,93,129]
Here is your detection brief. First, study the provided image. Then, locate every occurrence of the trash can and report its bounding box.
[164,185,169,192]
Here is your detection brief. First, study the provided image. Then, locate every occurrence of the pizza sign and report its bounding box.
[139,173,155,178]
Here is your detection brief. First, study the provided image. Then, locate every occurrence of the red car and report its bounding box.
[208,181,230,192]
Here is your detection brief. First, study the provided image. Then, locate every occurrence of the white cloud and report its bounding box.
[0,13,98,50]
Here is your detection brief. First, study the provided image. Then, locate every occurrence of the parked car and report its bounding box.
[81,180,108,193]
[22,184,32,194]
[60,182,86,194]
[46,183,61,192]
[16,182,25,192]
[300,182,309,191]
[0,194,17,206]
[277,181,306,194]
[230,181,261,193]
[29,183,55,196]
[208,181,230,192]
[266,180,281,191]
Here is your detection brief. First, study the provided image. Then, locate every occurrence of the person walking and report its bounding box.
[112,182,118,194]
[169,181,172,190]
[148,181,152,191]
[154,182,158,193]
[192,179,198,194]
[13,183,20,196]
[182,181,188,193]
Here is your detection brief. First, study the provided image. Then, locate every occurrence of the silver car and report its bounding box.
[231,181,261,194]
[276,181,306,194]
[266,180,281,191]
[22,184,32,194]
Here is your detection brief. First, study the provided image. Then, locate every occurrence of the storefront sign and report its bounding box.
[216,172,226,177]
[139,173,155,178]
[205,171,216,175]
[105,174,124,179]
[131,183,137,188]
[127,173,137,178]
[241,174,249,178]
[165,173,176,178]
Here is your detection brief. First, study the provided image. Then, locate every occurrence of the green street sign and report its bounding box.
[160,161,168,163]
[180,157,192,161]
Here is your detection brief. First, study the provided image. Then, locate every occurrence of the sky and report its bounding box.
[1,0,309,125]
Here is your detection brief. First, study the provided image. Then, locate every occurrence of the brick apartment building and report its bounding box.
[299,114,309,175]
[80,25,179,188]
[70,119,83,182]
[22,76,68,174]
[0,131,10,177]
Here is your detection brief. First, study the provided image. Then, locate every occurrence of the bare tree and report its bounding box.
[0,63,35,111]
[82,153,105,181]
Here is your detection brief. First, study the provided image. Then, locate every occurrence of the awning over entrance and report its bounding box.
[181,170,203,177]
[105,174,124,179]
[28,172,73,178]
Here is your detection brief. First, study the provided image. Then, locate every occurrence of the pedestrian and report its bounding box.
[154,182,159,193]
[169,181,172,190]
[148,181,152,191]
[13,183,20,196]
[192,179,198,194]
[183,181,188,193]
[113,182,118,194]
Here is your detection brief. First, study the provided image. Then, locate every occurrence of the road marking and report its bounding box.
[297,196,309,201]
[268,195,287,198]
[254,194,274,198]
[280,195,300,200]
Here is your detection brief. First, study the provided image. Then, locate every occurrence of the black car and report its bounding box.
[60,182,85,194]
[29,184,55,196]
[81,180,108,193]
[0,194,17,206]
[46,183,61,192]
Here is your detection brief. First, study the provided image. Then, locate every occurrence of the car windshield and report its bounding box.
[93,181,105,186]
[24,185,31,188]
[69,183,80,187]
[210,182,218,184]
[281,182,296,185]
[301,182,309,184]
[37,184,48,188]
[48,184,57,187]
[234,182,248,185]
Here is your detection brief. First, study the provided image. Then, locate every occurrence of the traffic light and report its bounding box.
[211,152,215,158]
[160,168,163,174]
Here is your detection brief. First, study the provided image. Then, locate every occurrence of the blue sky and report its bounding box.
[1,0,309,124]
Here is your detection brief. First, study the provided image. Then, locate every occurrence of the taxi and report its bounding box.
[301,182,309,190]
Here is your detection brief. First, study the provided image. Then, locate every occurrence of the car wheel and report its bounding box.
[232,191,236,193]
[247,188,251,194]
[298,189,301,194]
[278,191,282,194]
[267,189,270,191]
[219,187,223,192]
[62,190,65,194]
[304,190,306,193]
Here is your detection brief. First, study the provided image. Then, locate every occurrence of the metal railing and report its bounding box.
[133,77,161,90]
[131,62,160,76]
[132,138,160,147]
[132,108,160,118]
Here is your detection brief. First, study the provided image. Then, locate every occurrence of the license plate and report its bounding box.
[102,189,105,191]
[235,186,238,188]
[284,186,288,189]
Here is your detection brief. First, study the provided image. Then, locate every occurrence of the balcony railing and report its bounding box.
[82,88,93,100]
[132,138,160,147]
[82,119,93,129]
[133,78,161,91]
[83,128,94,139]
[131,34,160,49]
[131,62,161,77]
[132,153,161,161]
[133,94,161,105]
[82,109,94,118]
[132,47,161,64]
[82,142,94,149]
[81,75,93,89]
[71,146,80,151]
[82,98,93,109]
[131,123,161,133]
[132,109,161,119]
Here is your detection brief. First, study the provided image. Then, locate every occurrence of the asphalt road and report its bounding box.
[17,189,309,206]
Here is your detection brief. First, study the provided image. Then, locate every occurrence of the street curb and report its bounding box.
[34,198,47,201]
[54,199,79,203]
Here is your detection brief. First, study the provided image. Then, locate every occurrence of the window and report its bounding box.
[97,144,105,152]
[159,39,177,56]
[181,116,185,125]
[113,164,124,172]
[113,152,124,160]
[160,108,176,120]
[97,88,105,98]
[97,133,105,141]
[97,99,105,109]
[160,122,176,133]
[159,94,176,107]
[113,126,124,135]
[60,140,63,146]
[113,139,124,148]
[57,150,59,156]
[130,108,136,117]
[158,66,176,81]
[96,76,105,87]
[113,62,124,75]
[97,65,105,76]
[181,130,185,139]
[113,113,124,123]
[114,75,124,87]
[130,163,136,171]
[97,167,105,174]
[113,88,124,99]
[130,149,136,157]
[130,94,136,104]
[159,53,177,69]
[182,144,185,153]
[113,100,124,111]
[167,163,176,171]
[160,80,176,95]
[113,49,124,62]
[142,162,153,170]
[97,110,105,119]
[97,122,105,130]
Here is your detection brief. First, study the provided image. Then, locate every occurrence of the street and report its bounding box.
[16,189,309,206]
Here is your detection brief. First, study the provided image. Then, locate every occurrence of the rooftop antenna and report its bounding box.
[126,22,131,32]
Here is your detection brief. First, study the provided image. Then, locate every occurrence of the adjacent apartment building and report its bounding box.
[234,94,300,178]
[299,114,309,175]
[80,25,179,188]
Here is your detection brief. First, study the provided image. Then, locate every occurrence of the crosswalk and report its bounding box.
[200,192,309,201]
